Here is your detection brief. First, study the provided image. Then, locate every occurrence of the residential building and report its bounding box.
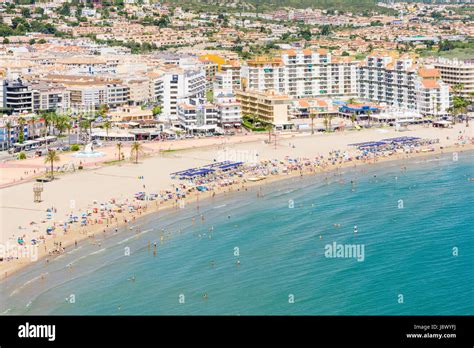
[108,106,154,123]
[236,89,293,129]
[214,91,242,129]
[243,49,357,99]
[177,97,219,133]
[1,79,34,114]
[434,58,474,99]
[358,53,417,110]
[415,78,450,117]
[357,52,451,115]
[31,81,70,113]
[214,70,234,95]
[161,67,206,119]
[105,83,130,108]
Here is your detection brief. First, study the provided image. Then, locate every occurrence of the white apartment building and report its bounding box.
[214,92,242,129]
[177,97,219,133]
[434,58,474,98]
[68,84,107,113]
[124,78,152,106]
[31,82,71,113]
[221,61,241,92]
[57,57,117,76]
[243,49,357,99]
[161,67,206,119]
[415,79,450,117]
[1,78,34,114]
[358,53,452,116]
[214,70,234,95]
[105,83,130,108]
[358,53,417,110]
[147,72,164,105]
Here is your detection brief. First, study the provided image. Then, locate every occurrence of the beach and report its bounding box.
[1,124,473,278]
[1,146,473,315]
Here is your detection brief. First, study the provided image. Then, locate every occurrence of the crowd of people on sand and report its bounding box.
[2,135,472,267]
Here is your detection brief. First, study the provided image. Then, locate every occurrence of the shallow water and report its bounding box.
[1,151,473,315]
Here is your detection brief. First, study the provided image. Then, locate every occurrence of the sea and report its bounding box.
[1,150,473,315]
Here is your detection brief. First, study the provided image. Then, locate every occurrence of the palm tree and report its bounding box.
[5,121,12,150]
[130,141,143,164]
[41,112,50,136]
[44,112,58,135]
[104,120,111,138]
[55,114,69,137]
[309,110,316,135]
[18,117,26,143]
[323,115,333,132]
[366,110,372,128]
[79,119,90,141]
[30,114,38,139]
[452,83,464,97]
[350,113,357,128]
[44,149,60,179]
[88,116,95,141]
[116,142,123,161]
[65,120,72,145]
[347,97,357,105]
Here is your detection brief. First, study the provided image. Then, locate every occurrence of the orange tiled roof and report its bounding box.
[298,100,310,108]
[418,68,440,78]
[421,79,439,89]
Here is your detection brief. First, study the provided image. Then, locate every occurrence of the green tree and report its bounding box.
[152,106,162,116]
[5,121,12,150]
[130,141,143,164]
[44,149,60,179]
[116,142,123,161]
[320,25,331,36]
[18,117,26,143]
[103,120,111,137]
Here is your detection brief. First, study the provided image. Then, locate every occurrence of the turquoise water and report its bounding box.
[1,151,473,315]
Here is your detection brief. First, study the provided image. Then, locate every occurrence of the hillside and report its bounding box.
[175,0,397,15]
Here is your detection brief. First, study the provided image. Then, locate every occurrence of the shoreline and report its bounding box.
[2,140,473,280]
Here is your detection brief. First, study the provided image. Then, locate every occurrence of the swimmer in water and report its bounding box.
[128,276,136,282]
[203,293,208,300]
[236,260,240,266]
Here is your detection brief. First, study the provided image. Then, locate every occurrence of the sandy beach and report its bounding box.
[1,124,473,278]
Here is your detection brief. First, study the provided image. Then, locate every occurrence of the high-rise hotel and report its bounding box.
[242,49,357,99]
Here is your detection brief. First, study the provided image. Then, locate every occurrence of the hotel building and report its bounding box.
[434,58,474,99]
[236,89,293,129]
[243,49,357,99]
[358,53,451,116]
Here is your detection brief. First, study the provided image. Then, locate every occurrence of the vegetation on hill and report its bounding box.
[175,0,396,15]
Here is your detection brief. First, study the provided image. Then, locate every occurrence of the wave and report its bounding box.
[9,272,49,297]
[117,229,153,245]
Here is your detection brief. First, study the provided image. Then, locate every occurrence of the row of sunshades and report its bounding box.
[350,137,421,149]
[171,161,244,178]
